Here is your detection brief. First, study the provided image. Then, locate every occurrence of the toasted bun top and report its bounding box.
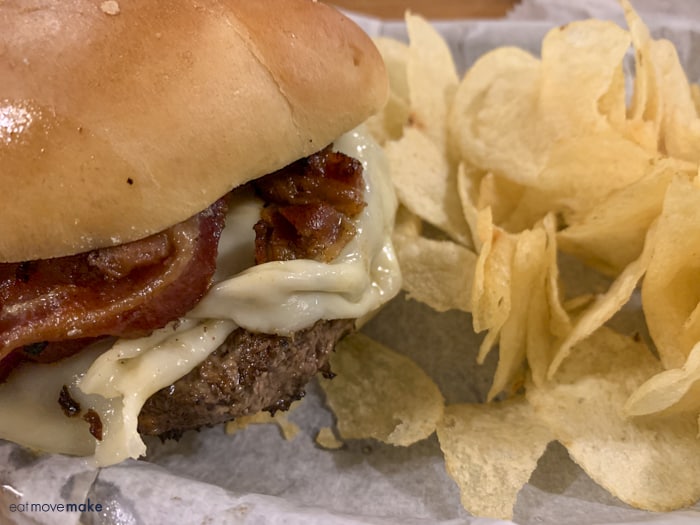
[0,0,387,262]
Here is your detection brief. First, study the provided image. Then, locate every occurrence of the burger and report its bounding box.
[0,0,400,466]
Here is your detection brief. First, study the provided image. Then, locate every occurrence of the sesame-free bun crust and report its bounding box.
[0,0,387,262]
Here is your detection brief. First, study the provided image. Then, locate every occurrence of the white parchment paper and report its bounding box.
[3,2,700,524]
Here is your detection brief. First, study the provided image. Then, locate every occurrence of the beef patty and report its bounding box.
[138,318,354,438]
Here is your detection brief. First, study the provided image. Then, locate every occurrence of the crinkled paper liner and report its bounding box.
[4,1,700,523]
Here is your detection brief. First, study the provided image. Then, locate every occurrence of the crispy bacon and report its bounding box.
[252,146,365,263]
[0,199,227,369]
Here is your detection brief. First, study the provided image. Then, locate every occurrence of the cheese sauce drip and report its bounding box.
[0,127,401,466]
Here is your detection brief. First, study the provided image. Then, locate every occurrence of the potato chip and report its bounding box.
[539,20,630,136]
[393,204,423,238]
[539,133,652,219]
[373,37,410,103]
[540,20,631,130]
[315,427,344,450]
[513,131,654,227]
[626,340,700,417]
[523,258,555,390]
[643,175,700,369]
[456,161,533,235]
[542,214,571,340]
[470,209,515,363]
[528,327,700,512]
[557,159,684,276]
[478,174,539,233]
[548,221,656,378]
[468,210,565,398]
[393,232,475,313]
[385,127,472,246]
[619,0,660,151]
[621,0,700,163]
[691,83,700,115]
[652,39,700,164]
[225,402,301,441]
[365,37,412,145]
[488,225,547,400]
[528,214,570,388]
[455,162,481,248]
[449,47,544,187]
[319,333,444,446]
[597,60,627,130]
[405,13,458,150]
[436,399,553,520]
[366,91,411,146]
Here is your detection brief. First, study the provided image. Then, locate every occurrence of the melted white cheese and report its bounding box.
[0,127,401,466]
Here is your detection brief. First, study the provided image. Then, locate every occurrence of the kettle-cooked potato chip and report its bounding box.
[521,131,653,225]
[320,333,444,447]
[449,47,543,187]
[366,37,411,145]
[385,127,472,246]
[437,399,552,520]
[548,220,657,378]
[405,13,458,151]
[626,340,700,416]
[470,208,514,363]
[488,225,548,400]
[393,232,475,313]
[556,159,687,275]
[225,401,301,441]
[529,327,700,512]
[539,19,630,136]
[643,175,700,369]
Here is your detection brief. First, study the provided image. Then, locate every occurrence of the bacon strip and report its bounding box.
[0,199,227,367]
[252,147,365,264]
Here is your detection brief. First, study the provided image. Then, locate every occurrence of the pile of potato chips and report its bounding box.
[322,0,700,519]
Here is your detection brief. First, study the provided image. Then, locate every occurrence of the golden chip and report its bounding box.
[320,333,444,446]
[455,162,480,247]
[557,159,684,275]
[643,175,700,369]
[405,13,458,150]
[470,208,515,362]
[529,327,700,512]
[619,0,660,151]
[628,354,700,416]
[385,127,472,246]
[373,36,410,103]
[449,46,544,187]
[548,221,656,378]
[652,40,700,163]
[626,340,700,416]
[366,91,411,146]
[691,83,700,115]
[528,214,570,387]
[523,132,653,225]
[488,225,548,400]
[366,37,411,145]
[393,232,475,313]
[225,402,301,441]
[393,204,423,238]
[316,427,344,450]
[539,20,630,136]
[436,399,553,520]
